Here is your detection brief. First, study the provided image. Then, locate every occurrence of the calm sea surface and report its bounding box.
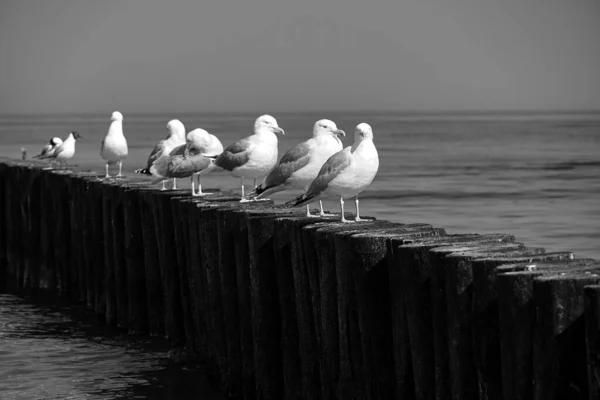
[0,112,599,398]
[0,294,225,400]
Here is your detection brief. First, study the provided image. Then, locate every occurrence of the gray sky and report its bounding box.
[1,0,599,114]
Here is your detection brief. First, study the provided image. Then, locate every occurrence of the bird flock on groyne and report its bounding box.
[32,111,379,222]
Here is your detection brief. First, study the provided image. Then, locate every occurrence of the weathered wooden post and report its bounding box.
[123,186,149,335]
[470,251,574,400]
[138,188,166,337]
[585,285,600,400]
[497,259,600,400]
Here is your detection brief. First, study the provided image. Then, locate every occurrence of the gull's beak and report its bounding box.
[335,129,346,137]
[273,126,285,135]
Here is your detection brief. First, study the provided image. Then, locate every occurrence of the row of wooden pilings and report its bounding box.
[1,158,600,400]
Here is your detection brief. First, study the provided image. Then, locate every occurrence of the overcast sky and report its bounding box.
[1,0,599,114]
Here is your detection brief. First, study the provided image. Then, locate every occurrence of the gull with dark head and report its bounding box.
[100,111,128,178]
[248,119,345,216]
[149,129,217,196]
[286,123,379,222]
[135,119,186,189]
[215,114,285,201]
[48,131,83,169]
[33,137,63,167]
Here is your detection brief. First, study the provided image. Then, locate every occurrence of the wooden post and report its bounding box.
[470,251,574,400]
[585,285,600,400]
[533,271,600,399]
[124,187,149,335]
[497,259,600,400]
[246,207,303,399]
[138,189,165,337]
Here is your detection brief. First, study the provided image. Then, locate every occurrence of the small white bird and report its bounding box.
[214,114,285,201]
[168,128,223,195]
[135,119,186,190]
[100,111,128,178]
[49,131,83,169]
[33,137,63,166]
[150,131,217,196]
[286,123,379,222]
[248,119,345,216]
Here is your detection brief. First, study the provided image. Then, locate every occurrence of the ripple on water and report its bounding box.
[0,294,224,400]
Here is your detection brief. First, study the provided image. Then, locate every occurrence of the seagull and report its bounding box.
[149,131,217,196]
[100,111,128,178]
[214,114,285,201]
[33,137,63,166]
[135,119,186,189]
[48,131,83,169]
[248,119,345,216]
[168,128,223,195]
[286,123,379,222]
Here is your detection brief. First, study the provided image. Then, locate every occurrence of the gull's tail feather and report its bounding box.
[135,168,151,175]
[33,154,45,160]
[285,192,317,208]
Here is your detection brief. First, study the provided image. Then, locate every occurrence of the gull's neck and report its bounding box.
[107,120,123,137]
[351,137,372,153]
[254,128,278,143]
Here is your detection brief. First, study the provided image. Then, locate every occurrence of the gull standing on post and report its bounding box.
[248,119,345,216]
[33,137,63,167]
[168,128,223,195]
[100,111,128,178]
[49,131,83,169]
[286,123,379,222]
[135,119,186,189]
[214,114,284,201]
[149,129,217,196]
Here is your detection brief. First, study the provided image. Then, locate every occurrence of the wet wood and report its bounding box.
[1,159,599,400]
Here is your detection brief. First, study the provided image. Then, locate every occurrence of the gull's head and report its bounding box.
[166,119,186,139]
[71,131,83,140]
[49,137,63,146]
[313,119,345,138]
[186,128,210,144]
[186,128,210,154]
[111,111,123,122]
[255,114,284,135]
[355,123,373,141]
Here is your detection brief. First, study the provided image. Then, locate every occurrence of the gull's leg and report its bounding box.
[190,176,196,196]
[354,196,364,221]
[306,205,314,217]
[117,161,123,177]
[172,178,177,190]
[340,196,350,223]
[105,163,110,178]
[196,175,207,196]
[161,180,167,191]
[253,178,257,189]
[240,177,251,202]
[319,200,336,217]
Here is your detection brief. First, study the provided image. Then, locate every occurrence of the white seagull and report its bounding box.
[48,131,83,169]
[135,119,186,189]
[33,137,63,166]
[100,111,128,178]
[149,130,217,196]
[248,119,345,216]
[168,128,223,195]
[214,114,285,201]
[286,123,379,222]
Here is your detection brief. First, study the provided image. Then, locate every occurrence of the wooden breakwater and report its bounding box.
[1,157,600,400]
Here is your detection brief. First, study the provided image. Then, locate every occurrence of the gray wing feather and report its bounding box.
[288,148,352,207]
[214,137,253,171]
[145,140,167,169]
[261,141,313,189]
